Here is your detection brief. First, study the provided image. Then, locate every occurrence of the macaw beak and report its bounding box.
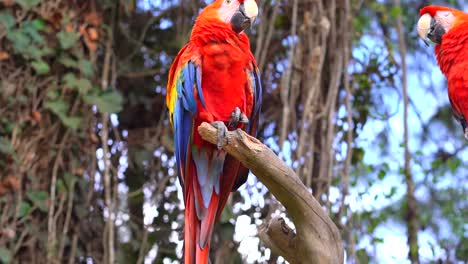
[417,14,432,46]
[417,13,445,45]
[231,0,258,34]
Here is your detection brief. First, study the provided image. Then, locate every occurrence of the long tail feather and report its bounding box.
[200,193,219,248]
[185,185,219,264]
[185,191,197,264]
[196,242,210,264]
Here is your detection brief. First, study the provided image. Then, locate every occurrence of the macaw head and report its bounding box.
[417,5,466,46]
[201,0,258,34]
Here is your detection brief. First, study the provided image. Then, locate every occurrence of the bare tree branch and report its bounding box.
[198,123,343,264]
[394,0,420,263]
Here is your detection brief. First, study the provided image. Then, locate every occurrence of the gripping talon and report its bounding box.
[228,107,249,128]
[211,121,229,149]
[240,113,249,124]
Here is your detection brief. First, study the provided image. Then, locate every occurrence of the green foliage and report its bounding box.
[31,59,50,75]
[57,30,80,50]
[63,73,93,94]
[0,13,15,30]
[84,90,124,113]
[18,201,32,218]
[356,248,370,264]
[26,191,48,212]
[15,0,40,10]
[0,247,11,263]
[44,100,82,130]
[0,137,15,156]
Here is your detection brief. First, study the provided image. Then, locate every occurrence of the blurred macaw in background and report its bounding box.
[166,0,262,263]
[418,5,468,139]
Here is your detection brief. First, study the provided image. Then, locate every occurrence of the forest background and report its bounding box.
[0,0,466,263]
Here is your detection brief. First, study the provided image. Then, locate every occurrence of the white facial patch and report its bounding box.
[218,1,239,24]
[435,10,455,32]
[243,0,258,20]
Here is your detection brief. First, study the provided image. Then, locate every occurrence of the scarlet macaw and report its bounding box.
[417,5,468,139]
[166,0,261,263]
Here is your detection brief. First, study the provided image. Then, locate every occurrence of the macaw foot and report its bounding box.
[211,121,229,149]
[228,107,249,129]
[464,127,468,140]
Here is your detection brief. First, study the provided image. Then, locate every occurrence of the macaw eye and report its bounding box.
[226,0,232,3]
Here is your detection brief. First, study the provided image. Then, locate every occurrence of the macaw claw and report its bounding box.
[228,107,249,129]
[211,121,229,149]
[464,128,468,140]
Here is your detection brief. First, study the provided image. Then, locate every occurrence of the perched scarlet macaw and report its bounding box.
[166,0,261,263]
[418,6,468,139]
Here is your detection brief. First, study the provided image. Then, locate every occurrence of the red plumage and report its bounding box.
[167,1,261,263]
[420,6,468,138]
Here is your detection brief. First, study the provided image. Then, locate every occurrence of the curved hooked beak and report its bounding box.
[231,0,258,34]
[417,13,445,46]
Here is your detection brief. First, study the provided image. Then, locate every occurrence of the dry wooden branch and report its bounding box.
[198,123,343,264]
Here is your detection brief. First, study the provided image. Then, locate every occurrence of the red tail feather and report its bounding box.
[184,191,197,264]
[184,187,220,264]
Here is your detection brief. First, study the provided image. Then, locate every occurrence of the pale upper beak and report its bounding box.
[417,13,432,46]
[243,0,258,23]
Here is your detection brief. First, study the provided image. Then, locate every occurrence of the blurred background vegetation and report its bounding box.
[0,0,466,263]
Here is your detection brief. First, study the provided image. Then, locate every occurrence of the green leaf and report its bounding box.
[63,172,76,189]
[45,100,69,116]
[46,90,60,100]
[385,186,397,198]
[58,55,78,68]
[0,137,15,156]
[79,59,94,77]
[389,7,402,19]
[31,18,46,31]
[63,73,92,94]
[57,179,66,194]
[0,13,16,30]
[0,247,11,263]
[377,169,386,180]
[356,249,369,264]
[431,159,443,169]
[219,204,235,223]
[44,100,82,130]
[372,237,384,243]
[57,31,80,50]
[7,30,31,53]
[26,191,48,212]
[19,202,32,218]
[60,116,81,130]
[23,21,44,44]
[31,60,50,75]
[61,115,82,130]
[84,90,123,113]
[447,158,460,173]
[15,0,41,9]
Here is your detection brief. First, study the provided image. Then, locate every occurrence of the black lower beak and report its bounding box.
[427,18,445,45]
[231,4,251,33]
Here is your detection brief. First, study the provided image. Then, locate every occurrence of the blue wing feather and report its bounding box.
[247,65,262,136]
[173,60,225,224]
[232,65,263,191]
[196,66,206,109]
[173,62,202,190]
